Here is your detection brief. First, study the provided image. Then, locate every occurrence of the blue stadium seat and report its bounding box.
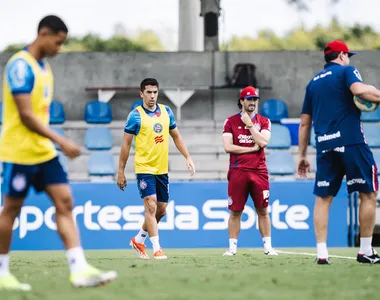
[267,124,291,149]
[361,107,380,122]
[131,100,143,111]
[260,99,288,123]
[310,127,316,148]
[49,100,65,124]
[0,102,3,125]
[57,152,68,173]
[88,151,116,176]
[373,151,380,175]
[50,127,65,150]
[363,124,380,148]
[85,127,113,150]
[84,101,112,124]
[267,151,296,175]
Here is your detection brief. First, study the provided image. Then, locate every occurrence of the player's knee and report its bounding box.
[230,210,243,218]
[55,194,74,215]
[256,207,268,217]
[359,191,378,202]
[144,196,157,215]
[156,208,166,219]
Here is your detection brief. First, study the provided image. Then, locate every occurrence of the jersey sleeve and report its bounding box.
[344,66,363,89]
[124,110,141,135]
[222,118,233,136]
[6,58,35,94]
[301,85,312,115]
[165,105,177,130]
[261,118,271,132]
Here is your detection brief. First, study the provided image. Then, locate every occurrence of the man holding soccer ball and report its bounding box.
[298,40,380,265]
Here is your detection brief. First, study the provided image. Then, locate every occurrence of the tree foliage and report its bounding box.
[222,19,380,51]
[3,30,165,52]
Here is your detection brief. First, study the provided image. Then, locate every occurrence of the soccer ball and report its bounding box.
[353,95,378,112]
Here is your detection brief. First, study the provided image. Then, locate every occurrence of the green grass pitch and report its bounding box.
[1,248,379,300]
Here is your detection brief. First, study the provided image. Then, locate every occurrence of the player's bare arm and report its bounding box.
[117,133,133,190]
[350,82,380,103]
[222,134,260,154]
[240,112,270,148]
[170,128,195,176]
[13,94,80,158]
[297,113,312,178]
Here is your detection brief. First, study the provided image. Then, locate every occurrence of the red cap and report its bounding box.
[240,86,260,99]
[324,40,356,57]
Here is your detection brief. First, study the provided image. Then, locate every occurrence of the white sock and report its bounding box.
[229,238,238,253]
[263,237,272,252]
[317,242,329,259]
[150,236,161,253]
[135,229,148,244]
[66,247,89,274]
[0,254,10,277]
[359,237,373,255]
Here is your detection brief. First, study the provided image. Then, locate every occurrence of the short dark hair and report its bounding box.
[38,15,68,34]
[324,46,340,63]
[140,78,159,91]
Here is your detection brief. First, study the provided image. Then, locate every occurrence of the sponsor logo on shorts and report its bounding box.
[263,190,270,199]
[228,197,233,206]
[317,181,330,187]
[317,131,341,143]
[139,179,147,190]
[347,178,366,185]
[12,174,27,192]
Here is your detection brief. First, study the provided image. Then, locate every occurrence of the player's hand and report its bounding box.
[252,144,261,152]
[297,157,311,178]
[58,139,81,159]
[186,157,195,176]
[117,171,127,191]
[241,112,253,127]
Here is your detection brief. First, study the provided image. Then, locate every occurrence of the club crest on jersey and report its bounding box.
[139,179,147,190]
[153,123,163,133]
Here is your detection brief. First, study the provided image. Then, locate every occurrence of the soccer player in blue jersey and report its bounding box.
[0,15,117,291]
[298,40,380,264]
[117,78,195,260]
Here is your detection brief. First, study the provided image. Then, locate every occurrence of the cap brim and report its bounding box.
[348,51,357,57]
[243,95,260,99]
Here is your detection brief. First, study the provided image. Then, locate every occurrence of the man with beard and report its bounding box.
[222,86,278,256]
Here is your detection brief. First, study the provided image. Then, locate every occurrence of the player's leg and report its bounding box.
[313,150,344,264]
[249,171,277,255]
[343,144,380,263]
[223,169,249,256]
[38,157,117,287]
[0,163,32,291]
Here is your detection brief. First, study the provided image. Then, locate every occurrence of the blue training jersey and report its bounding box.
[302,62,365,152]
[124,104,177,135]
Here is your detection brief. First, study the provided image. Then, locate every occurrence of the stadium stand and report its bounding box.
[361,107,380,122]
[88,151,116,178]
[84,101,112,124]
[49,100,65,124]
[260,99,288,122]
[267,124,291,149]
[363,124,380,148]
[50,126,65,150]
[85,127,113,150]
[310,127,316,148]
[267,150,296,176]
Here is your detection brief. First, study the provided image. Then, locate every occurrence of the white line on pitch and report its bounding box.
[276,250,356,260]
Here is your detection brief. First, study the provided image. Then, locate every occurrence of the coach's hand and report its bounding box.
[117,171,127,191]
[186,157,196,176]
[59,139,81,159]
[241,112,253,127]
[297,156,311,178]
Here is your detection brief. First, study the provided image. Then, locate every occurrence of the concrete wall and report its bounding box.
[1,50,380,120]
